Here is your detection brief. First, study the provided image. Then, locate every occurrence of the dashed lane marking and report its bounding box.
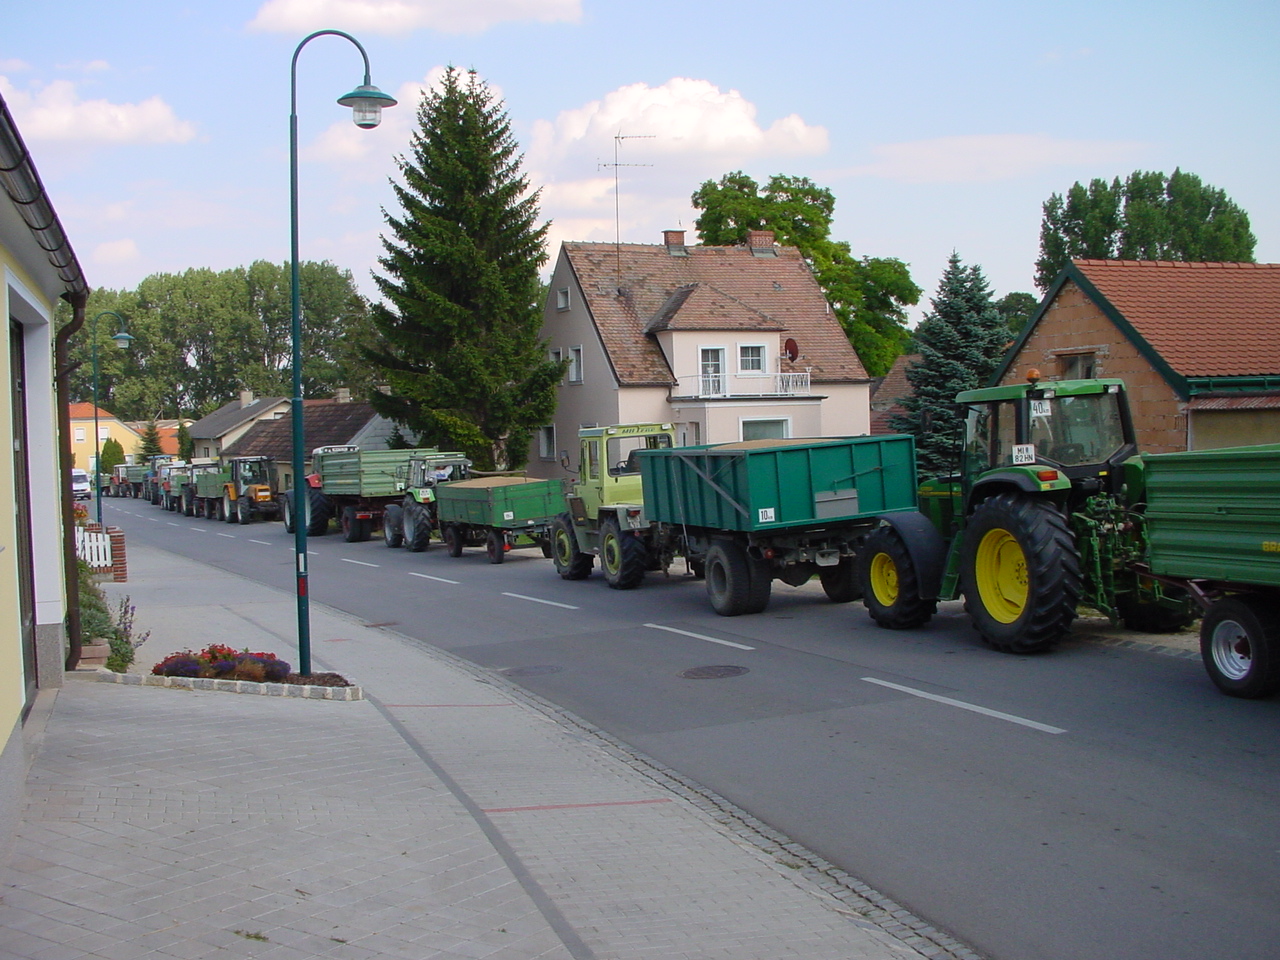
[216,533,235,538]
[341,558,379,568]
[861,677,1067,734]
[502,592,579,610]
[248,539,271,545]
[408,572,460,585]
[643,623,755,651]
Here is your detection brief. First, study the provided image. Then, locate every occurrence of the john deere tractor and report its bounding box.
[858,375,1192,652]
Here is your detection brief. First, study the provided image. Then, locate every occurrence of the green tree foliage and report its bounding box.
[1035,169,1256,291]
[996,291,1039,335]
[891,254,1010,478]
[65,261,374,421]
[365,68,561,470]
[176,422,194,461]
[691,171,921,376]
[98,437,125,475]
[139,421,164,457]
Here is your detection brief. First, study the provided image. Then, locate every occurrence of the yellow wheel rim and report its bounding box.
[869,552,899,607]
[975,528,1028,624]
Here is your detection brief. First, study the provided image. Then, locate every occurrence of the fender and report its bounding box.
[876,511,946,600]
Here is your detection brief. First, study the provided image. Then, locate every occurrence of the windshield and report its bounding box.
[1027,393,1127,465]
[607,433,673,476]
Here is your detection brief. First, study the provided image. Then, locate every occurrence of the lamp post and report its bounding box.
[289,30,396,675]
[90,310,134,525]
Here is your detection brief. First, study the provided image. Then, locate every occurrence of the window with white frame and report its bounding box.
[538,424,556,460]
[568,346,583,383]
[738,344,765,374]
[741,418,789,441]
[99,425,110,441]
[700,347,726,396]
[556,287,571,310]
[74,426,86,443]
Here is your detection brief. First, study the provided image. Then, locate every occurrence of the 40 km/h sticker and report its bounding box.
[758,507,776,523]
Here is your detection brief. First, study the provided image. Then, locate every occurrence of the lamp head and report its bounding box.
[337,83,397,129]
[111,330,135,351]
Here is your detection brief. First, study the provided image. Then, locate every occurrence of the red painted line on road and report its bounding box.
[483,798,673,813]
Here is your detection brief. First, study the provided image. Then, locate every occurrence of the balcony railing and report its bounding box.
[674,371,811,398]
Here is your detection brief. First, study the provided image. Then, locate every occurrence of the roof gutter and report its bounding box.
[1,91,92,669]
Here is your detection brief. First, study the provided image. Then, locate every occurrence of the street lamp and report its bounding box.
[90,310,134,525]
[289,30,396,675]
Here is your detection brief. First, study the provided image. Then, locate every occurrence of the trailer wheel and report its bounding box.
[485,529,506,564]
[744,552,772,614]
[403,502,432,552]
[1201,596,1280,699]
[382,504,404,547]
[858,527,937,629]
[818,557,861,604]
[960,494,1080,654]
[1117,590,1196,633]
[443,524,465,557]
[705,541,754,616]
[600,519,646,589]
[340,506,370,543]
[551,514,593,580]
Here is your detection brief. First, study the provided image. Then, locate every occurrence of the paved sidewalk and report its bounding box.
[1,542,961,960]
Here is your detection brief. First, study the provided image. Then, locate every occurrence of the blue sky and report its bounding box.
[4,0,1277,321]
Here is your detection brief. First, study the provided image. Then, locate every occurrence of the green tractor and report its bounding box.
[383,452,472,550]
[859,375,1192,652]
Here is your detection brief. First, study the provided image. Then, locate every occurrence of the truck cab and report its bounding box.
[570,423,676,530]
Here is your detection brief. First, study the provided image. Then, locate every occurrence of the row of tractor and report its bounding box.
[126,376,1280,700]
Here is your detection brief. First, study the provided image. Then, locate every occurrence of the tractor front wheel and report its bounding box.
[857,527,937,629]
[403,501,432,552]
[1200,596,1280,699]
[382,504,404,547]
[551,514,593,580]
[960,494,1080,654]
[600,518,646,589]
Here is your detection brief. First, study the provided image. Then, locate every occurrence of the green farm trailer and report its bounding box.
[434,476,568,563]
[298,445,440,542]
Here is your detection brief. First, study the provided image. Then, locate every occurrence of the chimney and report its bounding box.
[334,387,352,403]
[663,229,688,257]
[747,229,777,257]
[239,390,255,408]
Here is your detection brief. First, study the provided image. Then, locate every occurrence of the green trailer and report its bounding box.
[435,476,568,563]
[303,445,441,542]
[1139,443,1280,697]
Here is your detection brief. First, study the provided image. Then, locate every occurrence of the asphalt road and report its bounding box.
[101,496,1280,960]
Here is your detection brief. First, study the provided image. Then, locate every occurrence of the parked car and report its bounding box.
[71,469,92,501]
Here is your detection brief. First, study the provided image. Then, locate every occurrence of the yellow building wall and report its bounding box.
[69,416,141,470]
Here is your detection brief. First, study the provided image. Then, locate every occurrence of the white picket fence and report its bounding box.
[75,526,113,572]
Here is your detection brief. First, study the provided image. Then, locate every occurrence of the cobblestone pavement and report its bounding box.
[1,542,949,960]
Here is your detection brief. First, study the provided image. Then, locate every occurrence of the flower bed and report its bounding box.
[151,643,350,687]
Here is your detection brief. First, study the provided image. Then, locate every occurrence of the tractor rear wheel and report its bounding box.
[960,493,1080,653]
[403,502,432,552]
[858,527,937,629]
[1200,596,1280,699]
[305,489,332,536]
[382,504,404,547]
[600,518,646,589]
[281,493,296,533]
[551,514,592,580]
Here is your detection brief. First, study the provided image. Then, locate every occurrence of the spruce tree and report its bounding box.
[365,67,560,470]
[890,253,1010,478]
[140,421,165,457]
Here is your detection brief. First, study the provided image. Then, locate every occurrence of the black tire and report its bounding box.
[215,497,226,522]
[340,505,370,543]
[599,518,646,589]
[857,527,937,629]
[705,540,752,616]
[551,514,593,580]
[223,494,236,523]
[1200,596,1280,699]
[539,538,553,559]
[382,504,405,547]
[443,524,465,557]
[485,529,506,564]
[306,489,332,536]
[688,559,706,579]
[818,557,861,603]
[403,501,432,552]
[1117,589,1196,633]
[743,551,772,614]
[281,493,296,534]
[183,491,195,517]
[960,494,1080,653]
[237,497,252,525]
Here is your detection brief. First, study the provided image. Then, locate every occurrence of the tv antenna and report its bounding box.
[598,131,654,294]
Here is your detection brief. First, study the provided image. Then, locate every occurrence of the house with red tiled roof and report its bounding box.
[67,402,142,471]
[992,260,1280,452]
[868,353,919,435]
[527,229,871,473]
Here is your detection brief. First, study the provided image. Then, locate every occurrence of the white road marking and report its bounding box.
[409,572,460,585]
[190,528,206,533]
[217,533,235,538]
[341,558,379,568]
[643,623,755,651]
[860,678,1067,734]
[248,539,271,545]
[502,592,579,610]
[166,522,180,527]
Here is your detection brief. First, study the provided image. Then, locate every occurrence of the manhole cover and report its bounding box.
[680,665,749,680]
[500,665,563,678]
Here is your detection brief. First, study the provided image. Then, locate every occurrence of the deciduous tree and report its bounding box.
[365,67,561,470]
[1035,169,1256,291]
[691,171,921,376]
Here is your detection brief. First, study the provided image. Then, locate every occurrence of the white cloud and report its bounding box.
[248,0,580,35]
[835,134,1147,183]
[0,59,30,73]
[0,77,196,145]
[91,238,140,266]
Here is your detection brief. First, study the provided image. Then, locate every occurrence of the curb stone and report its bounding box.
[91,667,363,700]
